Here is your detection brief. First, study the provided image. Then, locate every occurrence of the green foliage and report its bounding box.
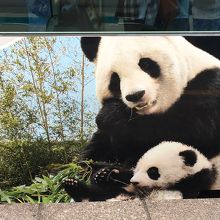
[0,161,93,204]
[0,140,86,189]
[0,37,98,202]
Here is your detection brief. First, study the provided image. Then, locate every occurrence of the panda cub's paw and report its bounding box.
[93,167,120,185]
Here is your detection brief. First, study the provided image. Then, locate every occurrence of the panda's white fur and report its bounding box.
[95,36,220,115]
[130,141,214,189]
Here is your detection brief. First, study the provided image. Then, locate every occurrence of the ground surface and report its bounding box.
[1,199,220,220]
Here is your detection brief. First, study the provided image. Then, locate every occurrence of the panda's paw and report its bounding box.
[63,178,89,202]
[63,178,78,186]
[93,167,120,185]
[63,178,88,194]
[63,178,79,191]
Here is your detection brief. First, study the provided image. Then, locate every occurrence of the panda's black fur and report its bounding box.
[63,163,133,202]
[82,67,220,166]
[185,36,220,61]
[174,168,217,198]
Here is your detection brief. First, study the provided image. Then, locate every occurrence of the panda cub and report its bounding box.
[130,141,219,199]
[64,141,219,201]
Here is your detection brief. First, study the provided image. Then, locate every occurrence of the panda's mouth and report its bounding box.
[135,100,157,111]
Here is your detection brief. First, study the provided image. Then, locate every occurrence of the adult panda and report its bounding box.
[81,36,220,167]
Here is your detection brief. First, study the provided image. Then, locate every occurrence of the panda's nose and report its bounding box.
[125,90,145,102]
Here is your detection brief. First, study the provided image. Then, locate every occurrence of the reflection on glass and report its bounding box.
[1,0,220,32]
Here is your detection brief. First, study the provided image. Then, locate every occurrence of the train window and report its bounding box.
[1,0,220,33]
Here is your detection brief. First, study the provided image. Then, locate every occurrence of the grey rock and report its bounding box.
[0,199,220,220]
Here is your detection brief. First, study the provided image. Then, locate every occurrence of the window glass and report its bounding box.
[1,0,220,33]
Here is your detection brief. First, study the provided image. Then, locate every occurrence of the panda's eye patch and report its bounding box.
[138,58,160,78]
[108,72,121,98]
[147,167,160,180]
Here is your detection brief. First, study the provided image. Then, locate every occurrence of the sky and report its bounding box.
[0,36,98,107]
[1,36,98,111]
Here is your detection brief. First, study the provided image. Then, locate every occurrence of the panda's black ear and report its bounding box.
[179,150,197,167]
[81,37,101,62]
